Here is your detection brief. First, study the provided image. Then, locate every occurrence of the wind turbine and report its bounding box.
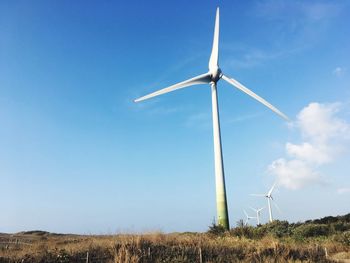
[251,182,280,223]
[250,206,264,225]
[243,210,256,226]
[134,7,288,230]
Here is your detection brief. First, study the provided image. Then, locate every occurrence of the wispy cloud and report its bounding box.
[127,54,202,109]
[222,1,343,71]
[254,0,342,47]
[184,111,262,130]
[337,187,350,195]
[225,112,263,124]
[184,112,211,130]
[222,48,287,70]
[255,1,341,22]
[124,93,184,118]
[333,67,347,77]
[268,102,350,190]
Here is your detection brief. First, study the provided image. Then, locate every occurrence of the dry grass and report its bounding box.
[0,231,348,262]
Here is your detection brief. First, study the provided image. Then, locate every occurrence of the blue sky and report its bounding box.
[1,0,349,234]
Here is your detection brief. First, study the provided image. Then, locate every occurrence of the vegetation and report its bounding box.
[0,214,349,262]
[227,213,350,243]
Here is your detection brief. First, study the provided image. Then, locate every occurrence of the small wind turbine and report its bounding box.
[250,206,264,225]
[243,210,256,226]
[251,182,280,223]
[134,7,288,230]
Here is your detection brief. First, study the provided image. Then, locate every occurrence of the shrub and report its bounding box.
[230,225,255,239]
[259,220,291,238]
[207,223,226,236]
[331,222,350,232]
[293,224,329,239]
[334,231,350,246]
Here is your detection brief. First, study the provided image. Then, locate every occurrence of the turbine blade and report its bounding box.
[272,199,282,214]
[268,182,277,196]
[249,206,257,212]
[243,210,248,218]
[134,73,211,102]
[221,74,290,121]
[209,7,219,70]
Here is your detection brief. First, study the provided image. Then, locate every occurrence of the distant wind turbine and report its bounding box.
[134,7,288,230]
[251,182,280,223]
[250,206,264,225]
[243,210,256,226]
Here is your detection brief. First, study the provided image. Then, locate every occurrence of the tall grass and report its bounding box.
[1,213,349,262]
[0,231,345,262]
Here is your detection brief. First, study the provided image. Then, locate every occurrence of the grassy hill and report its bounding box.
[0,213,349,262]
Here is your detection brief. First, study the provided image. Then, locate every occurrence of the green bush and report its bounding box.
[230,225,256,239]
[208,213,350,241]
[259,220,291,238]
[334,231,350,246]
[293,224,329,239]
[207,223,226,236]
[331,222,350,232]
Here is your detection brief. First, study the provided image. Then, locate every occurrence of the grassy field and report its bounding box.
[1,214,349,263]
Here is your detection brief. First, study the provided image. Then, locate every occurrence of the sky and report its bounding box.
[1,0,350,234]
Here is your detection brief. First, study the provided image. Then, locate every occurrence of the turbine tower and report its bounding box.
[250,206,264,225]
[134,8,288,230]
[252,183,280,223]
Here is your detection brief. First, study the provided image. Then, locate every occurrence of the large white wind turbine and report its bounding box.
[134,7,288,230]
[250,206,264,225]
[251,182,280,223]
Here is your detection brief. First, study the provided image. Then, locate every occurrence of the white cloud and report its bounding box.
[286,142,332,165]
[269,158,322,190]
[268,102,349,190]
[296,102,349,142]
[337,188,350,194]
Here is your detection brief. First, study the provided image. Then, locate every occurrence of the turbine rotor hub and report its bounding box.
[210,67,222,83]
